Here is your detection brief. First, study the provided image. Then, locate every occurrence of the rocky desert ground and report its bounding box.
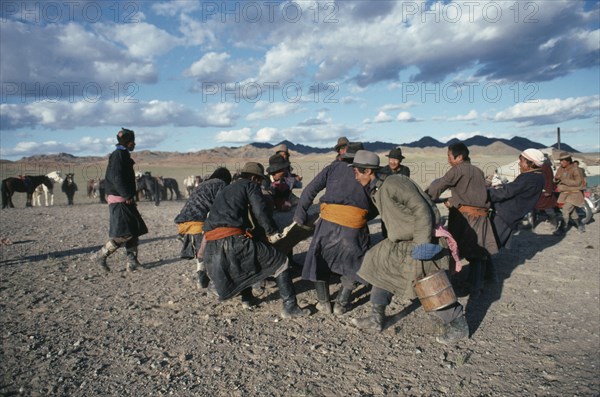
[1,149,599,396]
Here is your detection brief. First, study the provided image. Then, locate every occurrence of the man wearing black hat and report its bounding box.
[350,150,468,344]
[92,128,148,272]
[333,136,350,161]
[293,142,376,315]
[266,154,295,211]
[380,147,410,177]
[202,162,309,319]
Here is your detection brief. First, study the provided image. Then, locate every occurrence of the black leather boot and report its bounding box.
[333,287,353,315]
[351,304,385,331]
[92,240,119,272]
[125,246,141,271]
[436,315,469,344]
[553,220,566,236]
[275,270,310,319]
[314,281,332,314]
[575,219,586,233]
[196,259,210,288]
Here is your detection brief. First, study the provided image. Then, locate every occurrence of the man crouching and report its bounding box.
[202,162,310,319]
[350,150,468,344]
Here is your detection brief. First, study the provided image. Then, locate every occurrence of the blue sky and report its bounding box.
[1,0,599,160]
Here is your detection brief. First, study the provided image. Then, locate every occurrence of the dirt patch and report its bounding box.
[1,200,599,396]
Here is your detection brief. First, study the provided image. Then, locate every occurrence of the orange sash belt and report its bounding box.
[177,221,204,235]
[204,227,250,241]
[458,205,489,218]
[320,203,368,229]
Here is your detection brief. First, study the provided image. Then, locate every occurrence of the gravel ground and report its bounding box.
[1,198,599,396]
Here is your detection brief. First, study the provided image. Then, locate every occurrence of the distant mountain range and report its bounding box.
[252,135,579,154]
[10,135,579,163]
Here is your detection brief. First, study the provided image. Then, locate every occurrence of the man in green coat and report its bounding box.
[350,150,468,344]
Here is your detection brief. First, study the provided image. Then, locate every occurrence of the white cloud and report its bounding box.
[1,100,237,130]
[255,127,282,141]
[449,110,479,121]
[374,111,393,123]
[246,101,301,121]
[215,127,253,143]
[397,111,417,122]
[494,95,600,126]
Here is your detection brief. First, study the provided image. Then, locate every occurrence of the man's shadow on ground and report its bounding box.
[464,226,567,337]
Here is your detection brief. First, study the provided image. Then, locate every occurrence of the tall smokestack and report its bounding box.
[557,127,561,151]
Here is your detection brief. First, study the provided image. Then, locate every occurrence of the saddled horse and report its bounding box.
[32,171,64,206]
[183,175,203,197]
[61,173,78,205]
[136,173,161,206]
[160,177,182,200]
[2,175,54,208]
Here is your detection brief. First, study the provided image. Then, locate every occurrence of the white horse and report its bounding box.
[183,175,202,197]
[32,171,64,206]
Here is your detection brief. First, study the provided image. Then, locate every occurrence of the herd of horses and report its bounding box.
[1,171,197,208]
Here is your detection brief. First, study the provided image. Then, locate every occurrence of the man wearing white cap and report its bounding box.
[488,149,545,247]
[553,152,586,234]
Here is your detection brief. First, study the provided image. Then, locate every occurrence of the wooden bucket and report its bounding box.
[413,270,457,312]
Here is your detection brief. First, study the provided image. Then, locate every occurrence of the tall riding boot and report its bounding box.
[553,219,566,236]
[125,246,142,271]
[333,287,353,315]
[196,259,210,289]
[314,281,332,314]
[468,260,484,299]
[275,270,310,319]
[92,240,119,272]
[351,304,386,332]
[436,315,469,344]
[575,219,586,233]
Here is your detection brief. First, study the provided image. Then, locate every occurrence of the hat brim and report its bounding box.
[348,162,381,169]
[385,154,405,160]
[266,164,289,174]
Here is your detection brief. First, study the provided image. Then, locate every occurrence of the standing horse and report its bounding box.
[161,177,182,200]
[183,175,202,197]
[136,174,161,206]
[2,175,54,208]
[62,173,78,205]
[32,171,64,206]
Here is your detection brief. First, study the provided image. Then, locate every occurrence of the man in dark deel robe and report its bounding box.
[174,167,231,288]
[350,150,468,344]
[202,162,309,319]
[293,142,377,315]
[427,142,498,298]
[380,147,410,177]
[489,149,546,248]
[92,128,148,272]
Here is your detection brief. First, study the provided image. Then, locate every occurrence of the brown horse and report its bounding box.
[2,175,54,208]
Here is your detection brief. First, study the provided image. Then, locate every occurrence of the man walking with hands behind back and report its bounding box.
[92,128,148,272]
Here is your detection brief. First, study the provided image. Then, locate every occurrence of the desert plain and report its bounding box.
[1,145,599,396]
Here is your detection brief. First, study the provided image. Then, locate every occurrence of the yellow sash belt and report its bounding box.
[320,203,368,229]
[177,221,204,235]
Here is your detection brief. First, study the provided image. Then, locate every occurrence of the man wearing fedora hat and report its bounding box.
[202,162,309,318]
[350,150,468,344]
[293,142,376,315]
[333,136,350,160]
[553,151,586,234]
[380,147,410,177]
